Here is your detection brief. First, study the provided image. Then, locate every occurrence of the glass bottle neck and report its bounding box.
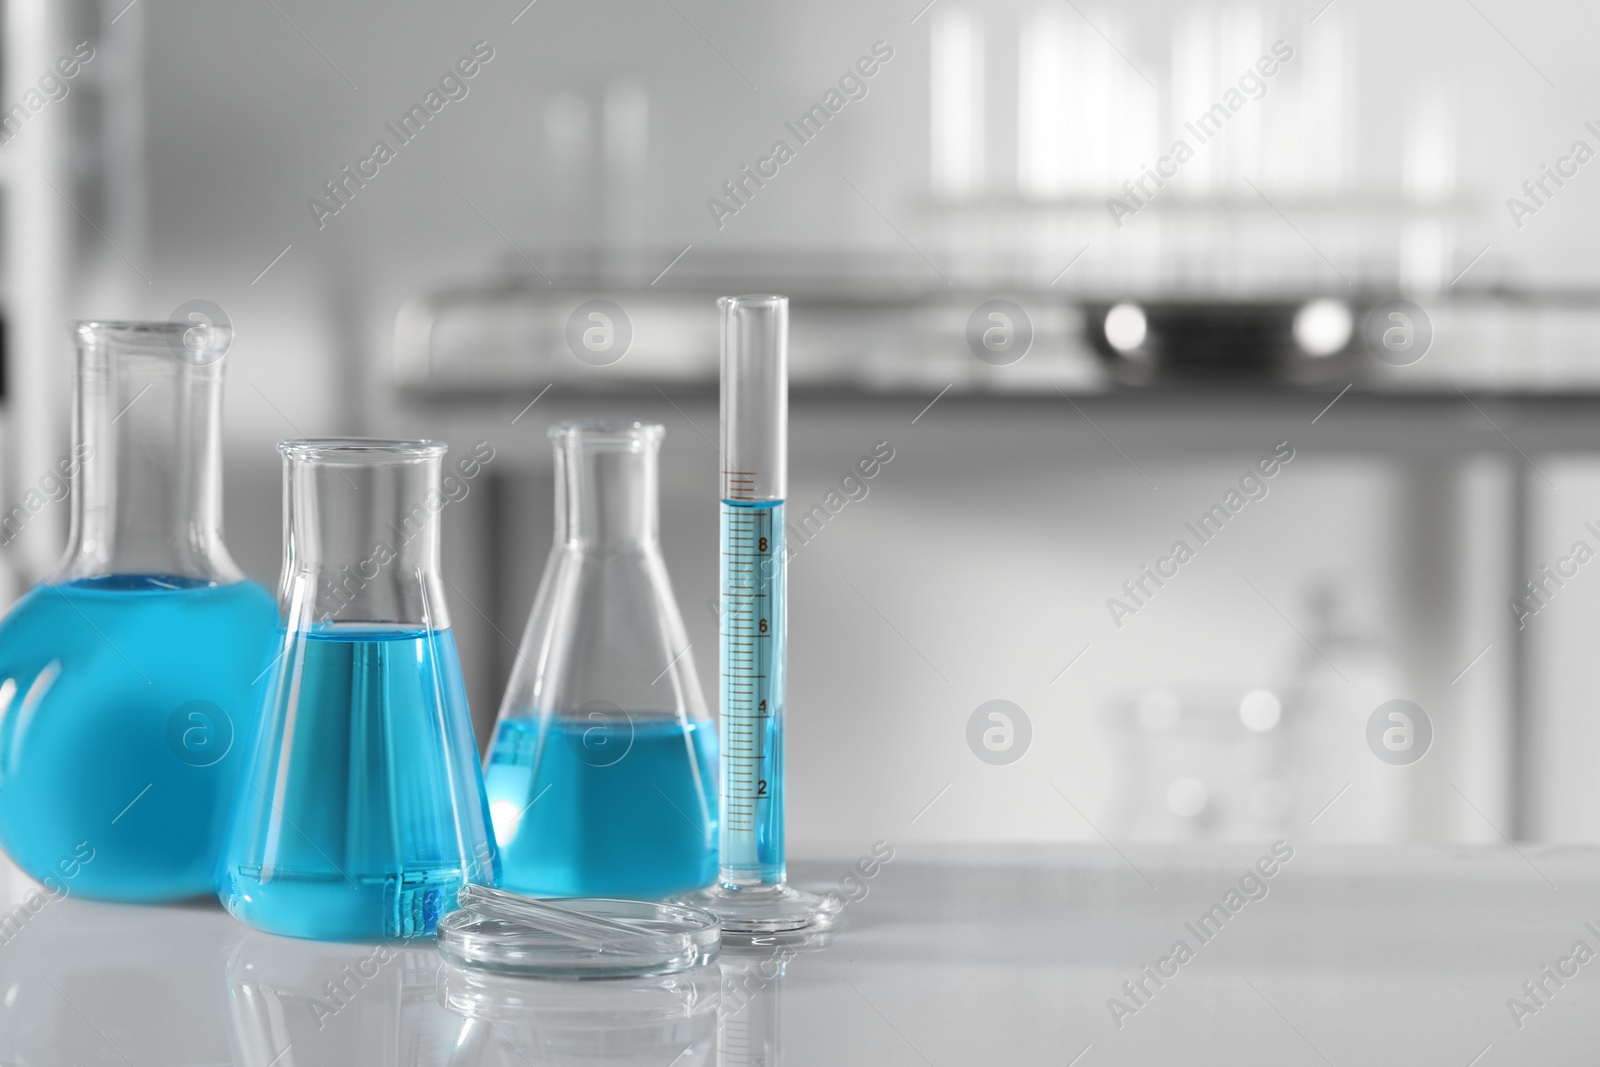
[55,330,241,586]
[280,442,450,629]
[555,432,661,549]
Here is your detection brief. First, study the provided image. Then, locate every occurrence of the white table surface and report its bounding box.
[1,843,1596,1066]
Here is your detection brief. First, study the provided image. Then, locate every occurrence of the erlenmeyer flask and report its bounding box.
[220,439,498,940]
[0,321,278,901]
[485,420,716,899]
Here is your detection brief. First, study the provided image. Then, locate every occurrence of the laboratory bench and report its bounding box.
[5,843,1600,1064]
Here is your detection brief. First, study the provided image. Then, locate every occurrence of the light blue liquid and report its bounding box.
[0,576,278,901]
[221,626,498,941]
[485,715,717,898]
[721,499,785,884]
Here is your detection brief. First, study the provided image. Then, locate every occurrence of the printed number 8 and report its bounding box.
[758,537,768,552]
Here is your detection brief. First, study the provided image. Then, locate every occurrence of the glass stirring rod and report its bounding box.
[682,295,840,941]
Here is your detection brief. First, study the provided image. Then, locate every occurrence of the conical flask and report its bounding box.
[485,420,716,899]
[0,321,278,901]
[220,439,498,940]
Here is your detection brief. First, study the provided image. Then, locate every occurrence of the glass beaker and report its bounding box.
[0,321,278,901]
[220,439,498,940]
[485,420,716,900]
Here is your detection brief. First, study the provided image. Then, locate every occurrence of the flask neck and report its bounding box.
[554,425,662,549]
[55,324,241,585]
[499,420,708,730]
[280,441,451,629]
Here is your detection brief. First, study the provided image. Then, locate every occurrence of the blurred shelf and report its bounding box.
[394,275,1600,408]
[924,191,1476,215]
[392,384,1600,474]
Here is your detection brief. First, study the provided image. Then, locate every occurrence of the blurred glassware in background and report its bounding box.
[1280,579,1409,839]
[485,421,716,899]
[0,321,276,901]
[927,4,1464,299]
[1103,578,1405,840]
[1103,686,1291,840]
[221,439,497,940]
[390,6,1485,399]
[396,34,1570,405]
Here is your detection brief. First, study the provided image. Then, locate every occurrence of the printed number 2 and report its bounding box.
[757,780,768,796]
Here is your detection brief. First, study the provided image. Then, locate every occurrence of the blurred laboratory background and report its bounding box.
[2,0,1599,847]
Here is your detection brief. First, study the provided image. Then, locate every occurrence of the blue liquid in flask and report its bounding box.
[485,714,717,899]
[0,576,278,901]
[221,625,497,941]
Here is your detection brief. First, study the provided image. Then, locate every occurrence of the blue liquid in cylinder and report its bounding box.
[0,576,278,901]
[720,500,786,884]
[220,626,498,941]
[485,715,717,898]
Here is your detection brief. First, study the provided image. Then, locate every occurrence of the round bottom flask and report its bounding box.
[0,321,277,901]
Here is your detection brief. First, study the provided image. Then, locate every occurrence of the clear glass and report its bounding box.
[682,295,839,938]
[719,294,787,503]
[220,439,499,940]
[0,321,277,901]
[437,891,721,978]
[719,297,788,883]
[437,957,719,1064]
[719,954,788,1066]
[484,420,717,899]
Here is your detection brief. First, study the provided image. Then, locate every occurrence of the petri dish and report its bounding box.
[436,896,721,979]
[437,960,720,1063]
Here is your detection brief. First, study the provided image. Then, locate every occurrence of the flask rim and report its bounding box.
[73,320,234,352]
[549,419,663,448]
[717,294,786,310]
[278,437,447,463]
